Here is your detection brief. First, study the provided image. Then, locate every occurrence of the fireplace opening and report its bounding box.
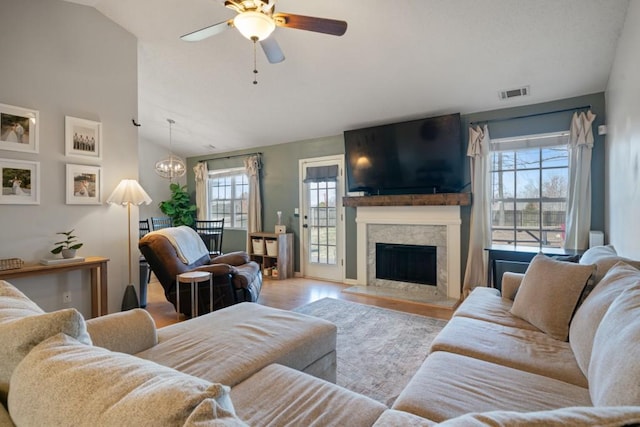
[376,243,437,286]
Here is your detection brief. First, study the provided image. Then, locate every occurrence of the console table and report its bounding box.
[485,245,583,291]
[0,256,109,318]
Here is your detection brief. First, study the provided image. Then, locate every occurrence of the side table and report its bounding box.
[176,271,212,320]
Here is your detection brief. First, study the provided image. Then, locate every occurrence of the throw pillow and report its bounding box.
[0,308,91,405]
[579,245,617,265]
[510,254,595,341]
[589,283,640,406]
[569,262,640,376]
[0,280,44,323]
[8,333,244,426]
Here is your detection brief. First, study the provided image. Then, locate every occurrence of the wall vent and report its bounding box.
[499,86,530,100]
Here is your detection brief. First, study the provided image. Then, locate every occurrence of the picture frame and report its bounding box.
[65,116,102,161]
[66,163,102,205]
[0,103,39,153]
[0,158,40,204]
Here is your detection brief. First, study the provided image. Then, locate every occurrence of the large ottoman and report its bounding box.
[134,302,337,386]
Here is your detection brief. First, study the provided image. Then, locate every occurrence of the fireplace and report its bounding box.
[376,243,437,286]
[355,205,463,299]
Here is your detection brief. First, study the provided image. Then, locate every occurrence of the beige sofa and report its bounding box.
[3,245,640,426]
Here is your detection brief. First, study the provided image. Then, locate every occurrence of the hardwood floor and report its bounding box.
[145,275,454,328]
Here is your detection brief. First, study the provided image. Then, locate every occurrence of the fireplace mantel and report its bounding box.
[342,193,471,207]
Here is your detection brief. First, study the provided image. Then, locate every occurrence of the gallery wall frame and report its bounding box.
[66,163,102,205]
[65,116,102,161]
[0,103,39,154]
[0,158,40,204]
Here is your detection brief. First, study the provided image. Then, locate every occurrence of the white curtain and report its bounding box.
[244,155,262,251]
[193,162,209,220]
[462,124,491,297]
[565,110,596,250]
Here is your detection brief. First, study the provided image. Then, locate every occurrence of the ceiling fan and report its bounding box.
[181,0,348,65]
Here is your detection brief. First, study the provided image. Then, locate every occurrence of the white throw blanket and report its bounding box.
[152,226,209,265]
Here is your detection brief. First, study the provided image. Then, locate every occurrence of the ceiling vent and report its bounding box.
[499,86,530,100]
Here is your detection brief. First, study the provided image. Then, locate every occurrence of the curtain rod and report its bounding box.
[469,105,592,126]
[198,152,262,162]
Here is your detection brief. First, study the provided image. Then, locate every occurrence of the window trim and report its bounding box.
[489,131,569,249]
[207,167,248,230]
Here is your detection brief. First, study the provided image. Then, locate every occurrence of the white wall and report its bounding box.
[138,135,183,221]
[0,0,138,315]
[605,0,640,259]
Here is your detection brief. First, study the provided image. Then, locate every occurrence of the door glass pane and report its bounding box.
[306,179,337,266]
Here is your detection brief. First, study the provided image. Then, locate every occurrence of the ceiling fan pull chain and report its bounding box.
[252,36,259,85]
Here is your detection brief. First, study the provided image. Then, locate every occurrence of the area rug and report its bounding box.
[293,297,447,406]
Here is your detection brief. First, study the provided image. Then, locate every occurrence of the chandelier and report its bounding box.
[155,118,186,181]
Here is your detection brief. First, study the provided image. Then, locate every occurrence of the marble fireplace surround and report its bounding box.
[355,205,462,300]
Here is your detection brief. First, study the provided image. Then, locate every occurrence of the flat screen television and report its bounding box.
[344,113,465,195]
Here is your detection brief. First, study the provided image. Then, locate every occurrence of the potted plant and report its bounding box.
[159,183,197,227]
[51,229,83,259]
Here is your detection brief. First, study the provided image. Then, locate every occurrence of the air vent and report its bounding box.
[499,86,530,100]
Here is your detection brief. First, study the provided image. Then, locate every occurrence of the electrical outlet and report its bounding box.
[63,292,71,303]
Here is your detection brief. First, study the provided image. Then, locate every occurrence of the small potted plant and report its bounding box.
[51,229,83,259]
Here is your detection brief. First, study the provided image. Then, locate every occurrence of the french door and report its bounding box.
[299,155,344,282]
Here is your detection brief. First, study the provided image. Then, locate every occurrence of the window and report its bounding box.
[207,168,248,229]
[490,131,569,248]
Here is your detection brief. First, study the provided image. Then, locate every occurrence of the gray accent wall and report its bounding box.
[187,93,607,286]
[0,0,138,315]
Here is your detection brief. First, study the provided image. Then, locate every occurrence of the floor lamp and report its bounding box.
[107,179,152,310]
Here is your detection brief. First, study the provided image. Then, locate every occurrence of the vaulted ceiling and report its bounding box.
[64,0,629,157]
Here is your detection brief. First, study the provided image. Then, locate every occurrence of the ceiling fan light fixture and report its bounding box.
[234,11,275,41]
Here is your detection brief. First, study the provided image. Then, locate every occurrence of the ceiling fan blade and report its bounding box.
[273,13,347,36]
[180,20,233,42]
[260,37,285,63]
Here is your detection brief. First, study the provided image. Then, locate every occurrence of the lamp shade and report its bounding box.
[234,11,276,41]
[106,179,152,206]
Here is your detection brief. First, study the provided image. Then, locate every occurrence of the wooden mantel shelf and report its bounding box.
[342,193,472,207]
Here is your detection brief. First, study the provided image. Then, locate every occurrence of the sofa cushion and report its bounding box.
[8,333,243,426]
[373,410,436,426]
[430,316,587,387]
[589,283,640,406]
[138,302,337,387]
[0,308,91,405]
[510,254,595,341]
[569,262,640,376]
[392,351,590,422]
[230,364,386,427]
[453,287,539,331]
[0,280,44,323]
[436,406,640,427]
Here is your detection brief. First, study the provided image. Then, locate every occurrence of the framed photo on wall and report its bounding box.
[0,103,39,153]
[66,163,102,205]
[65,116,102,161]
[0,158,40,204]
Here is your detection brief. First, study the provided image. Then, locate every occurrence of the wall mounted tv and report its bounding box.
[344,113,465,195]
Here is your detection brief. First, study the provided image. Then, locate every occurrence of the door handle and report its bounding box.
[303,224,308,228]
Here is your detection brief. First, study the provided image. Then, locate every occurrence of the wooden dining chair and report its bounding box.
[139,219,151,238]
[195,219,224,256]
[151,217,173,231]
